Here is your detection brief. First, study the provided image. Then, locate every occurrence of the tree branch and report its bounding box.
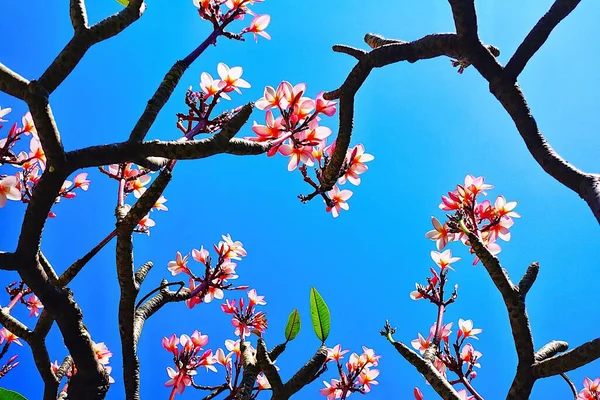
[69,0,89,32]
[518,261,539,296]
[134,261,153,287]
[0,62,29,100]
[0,308,32,341]
[533,337,600,378]
[535,340,569,362]
[504,0,582,81]
[0,252,19,271]
[256,338,283,394]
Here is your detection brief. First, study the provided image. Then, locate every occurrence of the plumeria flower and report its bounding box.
[458,319,483,340]
[26,295,43,317]
[320,379,342,399]
[425,217,453,251]
[0,328,22,346]
[457,389,476,400]
[315,92,337,116]
[165,367,195,395]
[0,107,11,122]
[358,368,379,392]
[410,283,425,300]
[464,174,493,196]
[430,322,453,342]
[326,344,349,362]
[494,195,520,218]
[192,246,210,264]
[168,252,191,276]
[247,289,266,306]
[217,63,251,94]
[129,174,151,198]
[256,373,271,390]
[338,144,374,186]
[246,14,271,42]
[29,137,46,170]
[93,342,113,365]
[251,110,285,142]
[461,343,482,368]
[137,214,155,234]
[411,333,431,354]
[220,234,247,259]
[578,377,600,400]
[162,334,180,355]
[153,195,168,211]
[204,285,224,303]
[73,173,91,190]
[200,72,228,100]
[21,112,36,135]
[279,141,314,171]
[214,348,232,368]
[326,185,352,218]
[430,249,460,271]
[0,176,22,207]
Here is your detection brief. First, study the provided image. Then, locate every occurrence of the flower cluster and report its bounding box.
[221,289,268,337]
[168,234,248,308]
[162,331,217,397]
[414,386,475,400]
[579,377,600,400]
[99,162,168,234]
[426,174,519,264]
[0,108,91,215]
[320,345,381,399]
[52,341,114,394]
[192,0,271,43]
[250,82,374,217]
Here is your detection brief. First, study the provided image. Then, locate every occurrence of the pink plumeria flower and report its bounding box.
[21,112,36,136]
[130,174,151,198]
[410,283,425,300]
[430,322,453,342]
[579,377,600,400]
[256,373,271,390]
[137,214,155,234]
[464,174,493,196]
[251,110,285,142]
[217,63,250,94]
[168,252,191,276]
[225,339,241,356]
[73,173,91,190]
[200,72,228,100]
[338,144,374,186]
[192,246,209,264]
[190,330,209,349]
[315,92,337,116]
[0,107,11,122]
[215,348,232,368]
[326,185,352,218]
[303,119,331,145]
[495,195,520,218]
[204,286,224,303]
[221,234,247,259]
[26,295,43,317]
[361,346,381,366]
[425,217,453,251]
[162,334,180,355]
[247,289,266,306]
[358,367,379,393]
[279,141,314,171]
[29,137,46,170]
[326,344,349,362]
[0,328,22,346]
[93,342,113,365]
[457,389,476,400]
[165,367,195,395]
[320,379,342,400]
[153,195,168,211]
[0,176,22,207]
[430,249,460,271]
[246,14,271,42]
[487,216,514,242]
[458,319,483,340]
[105,365,115,384]
[461,343,482,368]
[411,333,431,354]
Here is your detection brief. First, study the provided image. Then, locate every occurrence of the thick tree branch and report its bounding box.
[518,261,539,296]
[69,0,89,32]
[235,339,259,400]
[39,252,59,285]
[535,340,569,362]
[384,330,461,399]
[447,0,479,42]
[0,62,29,100]
[0,252,19,271]
[256,338,283,393]
[39,0,146,94]
[533,337,600,378]
[278,345,327,399]
[0,308,32,340]
[30,336,60,400]
[134,261,153,287]
[466,233,536,399]
[504,0,582,81]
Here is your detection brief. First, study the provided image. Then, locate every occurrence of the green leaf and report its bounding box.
[0,388,27,400]
[115,0,129,6]
[309,287,330,343]
[284,309,301,341]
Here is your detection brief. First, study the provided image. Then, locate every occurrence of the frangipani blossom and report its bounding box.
[320,379,341,399]
[153,195,168,211]
[358,368,379,392]
[0,328,22,346]
[430,249,460,271]
[461,343,482,368]
[93,342,113,365]
[338,144,374,186]
[458,319,482,339]
[247,14,271,42]
[315,91,337,116]
[200,72,228,100]
[165,366,195,395]
[168,252,191,276]
[411,333,431,354]
[425,217,453,250]
[0,176,22,207]
[217,63,250,94]
[279,141,314,171]
[495,195,520,218]
[464,174,493,196]
[247,289,266,306]
[29,137,46,170]
[73,173,91,190]
[326,185,352,218]
[26,295,43,317]
[326,344,349,362]
[251,110,285,142]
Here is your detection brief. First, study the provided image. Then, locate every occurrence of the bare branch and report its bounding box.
[332,45,367,60]
[39,0,146,94]
[256,338,283,393]
[504,0,582,81]
[364,33,406,49]
[29,336,60,400]
[535,340,569,362]
[560,373,578,400]
[0,62,29,100]
[134,261,154,287]
[0,308,32,341]
[278,345,327,399]
[70,0,89,32]
[447,0,479,42]
[38,252,59,285]
[0,252,19,271]
[533,337,600,378]
[518,261,539,296]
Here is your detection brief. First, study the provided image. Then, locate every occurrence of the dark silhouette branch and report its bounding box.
[69,0,89,32]
[518,262,539,296]
[0,62,29,100]
[533,337,600,378]
[504,0,582,81]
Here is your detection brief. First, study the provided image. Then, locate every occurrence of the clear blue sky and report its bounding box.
[1,0,599,399]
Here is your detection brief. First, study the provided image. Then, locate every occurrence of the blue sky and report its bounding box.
[1,0,599,399]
